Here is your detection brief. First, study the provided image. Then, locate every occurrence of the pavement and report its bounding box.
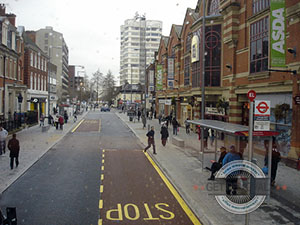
[115,110,300,225]
[0,110,89,195]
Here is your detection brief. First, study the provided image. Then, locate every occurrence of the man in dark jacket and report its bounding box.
[144,126,156,154]
[8,133,20,170]
[207,146,227,180]
[160,123,169,146]
[172,117,179,135]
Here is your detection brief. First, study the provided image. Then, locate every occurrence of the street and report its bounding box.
[0,111,200,225]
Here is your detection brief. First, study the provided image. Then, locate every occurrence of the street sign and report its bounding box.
[254,100,270,116]
[254,100,270,131]
[247,90,256,102]
[294,96,300,105]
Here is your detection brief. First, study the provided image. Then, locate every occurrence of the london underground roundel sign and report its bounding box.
[247,90,256,102]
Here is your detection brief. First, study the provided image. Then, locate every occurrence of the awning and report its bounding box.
[187,119,279,137]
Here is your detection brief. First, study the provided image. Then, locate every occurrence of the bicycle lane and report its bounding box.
[98,149,201,225]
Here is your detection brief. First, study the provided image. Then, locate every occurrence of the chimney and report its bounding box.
[25,31,36,43]
[6,13,16,27]
[0,4,6,16]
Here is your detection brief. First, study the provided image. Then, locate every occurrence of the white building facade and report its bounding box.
[120,14,162,86]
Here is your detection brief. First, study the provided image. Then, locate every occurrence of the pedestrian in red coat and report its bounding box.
[58,116,64,130]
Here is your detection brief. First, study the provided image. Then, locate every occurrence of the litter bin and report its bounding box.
[127,110,135,122]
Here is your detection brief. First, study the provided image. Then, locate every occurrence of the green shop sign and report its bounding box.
[156,64,163,91]
[270,0,286,67]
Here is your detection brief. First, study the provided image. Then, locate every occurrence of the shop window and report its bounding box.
[252,0,270,15]
[205,24,221,87]
[250,17,269,74]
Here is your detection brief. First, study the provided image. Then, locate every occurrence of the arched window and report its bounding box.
[208,0,220,16]
[205,24,221,87]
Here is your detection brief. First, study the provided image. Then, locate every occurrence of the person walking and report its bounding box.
[73,111,77,122]
[208,129,215,146]
[160,123,169,147]
[64,110,69,124]
[40,114,45,126]
[58,115,64,130]
[264,140,281,186]
[0,127,8,155]
[172,117,179,135]
[55,115,59,130]
[144,126,156,154]
[142,114,146,129]
[158,114,162,125]
[207,147,227,180]
[8,133,20,170]
[185,118,190,134]
[222,145,242,195]
[137,110,141,122]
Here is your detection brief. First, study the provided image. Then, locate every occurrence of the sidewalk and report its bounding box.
[116,111,300,225]
[0,111,89,195]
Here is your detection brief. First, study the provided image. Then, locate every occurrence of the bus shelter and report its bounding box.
[187,119,279,202]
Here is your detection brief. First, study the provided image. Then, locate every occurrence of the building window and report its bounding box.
[38,74,40,90]
[18,64,21,80]
[30,72,33,89]
[34,54,37,68]
[205,24,221,87]
[208,0,220,16]
[44,77,47,91]
[34,73,37,90]
[185,34,192,53]
[30,52,33,67]
[41,76,43,91]
[184,56,190,86]
[250,17,269,74]
[252,0,270,15]
[192,61,201,88]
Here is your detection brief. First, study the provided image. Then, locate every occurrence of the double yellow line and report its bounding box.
[71,119,85,133]
[99,149,105,225]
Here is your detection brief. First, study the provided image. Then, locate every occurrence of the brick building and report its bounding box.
[154,0,300,161]
[0,4,27,119]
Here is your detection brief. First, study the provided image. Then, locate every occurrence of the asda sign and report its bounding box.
[270,0,286,67]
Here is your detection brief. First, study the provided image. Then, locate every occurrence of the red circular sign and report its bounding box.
[256,102,269,114]
[247,90,256,102]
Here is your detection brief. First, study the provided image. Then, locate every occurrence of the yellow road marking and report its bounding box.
[101,174,104,180]
[100,185,104,193]
[98,119,101,132]
[102,159,105,163]
[144,152,202,225]
[98,219,102,225]
[99,199,103,209]
[102,154,105,158]
[101,165,104,171]
[103,149,105,153]
[71,119,85,133]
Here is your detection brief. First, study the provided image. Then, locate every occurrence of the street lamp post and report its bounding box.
[3,55,6,120]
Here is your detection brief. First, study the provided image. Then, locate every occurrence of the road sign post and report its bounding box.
[246,90,256,225]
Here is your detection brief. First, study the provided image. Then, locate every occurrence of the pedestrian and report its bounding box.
[55,115,59,129]
[185,118,190,134]
[0,127,8,155]
[208,129,215,146]
[146,110,149,119]
[149,111,153,120]
[8,133,20,169]
[40,114,45,126]
[64,110,68,124]
[73,111,77,122]
[222,145,242,195]
[197,125,201,140]
[207,147,227,180]
[144,126,156,154]
[203,128,209,149]
[158,114,162,125]
[137,110,141,122]
[142,114,146,129]
[59,115,64,130]
[160,123,169,147]
[172,117,179,135]
[264,140,281,186]
[49,114,54,126]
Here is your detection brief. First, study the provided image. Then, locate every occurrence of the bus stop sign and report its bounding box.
[247,90,256,102]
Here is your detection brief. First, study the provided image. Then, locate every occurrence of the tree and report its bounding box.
[101,70,117,104]
[91,69,104,103]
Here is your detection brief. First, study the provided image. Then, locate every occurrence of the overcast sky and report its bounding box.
[4,0,197,83]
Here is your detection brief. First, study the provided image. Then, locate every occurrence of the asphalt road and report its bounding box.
[0,111,199,225]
